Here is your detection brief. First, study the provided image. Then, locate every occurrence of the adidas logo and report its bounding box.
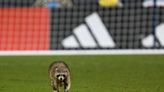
[62,13,116,49]
[142,23,164,47]
[143,0,164,7]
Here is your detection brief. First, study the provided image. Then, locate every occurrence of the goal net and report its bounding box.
[0,0,164,55]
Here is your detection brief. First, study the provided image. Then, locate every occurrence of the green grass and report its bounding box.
[0,55,164,92]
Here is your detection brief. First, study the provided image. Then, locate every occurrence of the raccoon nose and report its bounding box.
[59,77,63,80]
[59,78,64,81]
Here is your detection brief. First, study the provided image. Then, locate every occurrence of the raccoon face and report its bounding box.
[55,68,68,81]
[56,73,66,81]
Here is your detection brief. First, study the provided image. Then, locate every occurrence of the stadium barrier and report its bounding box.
[0,0,164,55]
[0,8,49,51]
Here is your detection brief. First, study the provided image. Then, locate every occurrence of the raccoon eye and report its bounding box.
[63,75,66,77]
[56,75,60,77]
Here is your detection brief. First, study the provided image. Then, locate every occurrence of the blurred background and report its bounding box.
[0,0,164,53]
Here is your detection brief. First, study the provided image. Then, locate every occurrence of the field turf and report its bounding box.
[0,55,164,92]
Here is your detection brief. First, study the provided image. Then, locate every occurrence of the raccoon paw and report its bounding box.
[64,89,69,92]
[53,90,58,92]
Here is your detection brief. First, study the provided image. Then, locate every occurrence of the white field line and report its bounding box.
[0,49,164,56]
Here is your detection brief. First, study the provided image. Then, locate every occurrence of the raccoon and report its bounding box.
[49,61,71,92]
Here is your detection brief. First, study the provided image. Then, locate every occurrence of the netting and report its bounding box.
[51,0,164,50]
[0,0,164,51]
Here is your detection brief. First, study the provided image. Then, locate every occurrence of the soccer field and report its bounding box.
[0,55,164,92]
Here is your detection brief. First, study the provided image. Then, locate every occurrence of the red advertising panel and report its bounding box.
[0,8,49,50]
